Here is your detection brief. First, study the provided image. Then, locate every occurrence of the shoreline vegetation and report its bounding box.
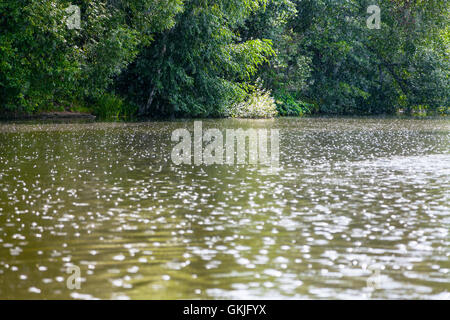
[0,111,96,121]
[1,1,449,121]
[1,110,448,123]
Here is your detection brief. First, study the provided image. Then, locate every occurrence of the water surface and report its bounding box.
[0,117,449,299]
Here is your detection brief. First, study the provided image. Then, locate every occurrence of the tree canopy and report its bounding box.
[0,0,448,118]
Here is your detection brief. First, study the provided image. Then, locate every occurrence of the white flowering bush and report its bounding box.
[227,88,278,118]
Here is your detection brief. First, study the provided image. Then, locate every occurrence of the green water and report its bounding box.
[0,118,449,299]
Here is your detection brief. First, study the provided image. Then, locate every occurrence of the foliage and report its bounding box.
[116,0,275,118]
[245,0,449,115]
[274,89,312,116]
[240,0,312,110]
[226,87,278,118]
[0,0,448,118]
[0,0,182,115]
[91,93,138,120]
[0,1,78,113]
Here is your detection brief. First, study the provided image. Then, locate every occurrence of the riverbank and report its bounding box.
[1,112,448,123]
[0,111,96,121]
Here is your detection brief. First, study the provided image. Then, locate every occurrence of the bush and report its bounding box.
[274,90,313,117]
[91,94,138,121]
[437,106,450,116]
[226,88,278,119]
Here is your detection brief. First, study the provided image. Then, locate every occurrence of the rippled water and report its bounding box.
[0,117,449,299]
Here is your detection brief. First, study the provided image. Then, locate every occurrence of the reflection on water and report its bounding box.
[0,118,449,299]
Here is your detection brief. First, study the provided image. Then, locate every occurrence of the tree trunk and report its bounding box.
[138,41,167,116]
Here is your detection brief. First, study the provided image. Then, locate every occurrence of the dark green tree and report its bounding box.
[117,0,274,117]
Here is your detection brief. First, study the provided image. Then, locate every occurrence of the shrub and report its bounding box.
[274,90,313,117]
[437,106,450,116]
[227,88,278,118]
[91,94,138,121]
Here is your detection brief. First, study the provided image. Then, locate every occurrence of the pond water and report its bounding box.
[0,117,449,299]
